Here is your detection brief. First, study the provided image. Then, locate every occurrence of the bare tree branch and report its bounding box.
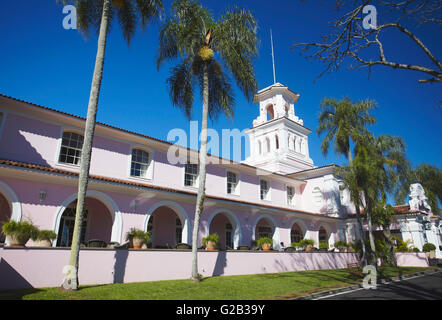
[293,0,442,83]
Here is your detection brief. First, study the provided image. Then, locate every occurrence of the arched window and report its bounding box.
[225,223,233,249]
[312,187,323,207]
[266,105,274,120]
[275,135,279,150]
[59,131,84,165]
[319,227,328,242]
[57,206,88,247]
[147,215,154,243]
[291,224,303,243]
[175,218,182,245]
[285,104,289,116]
[130,149,150,177]
[258,140,262,155]
[266,137,271,153]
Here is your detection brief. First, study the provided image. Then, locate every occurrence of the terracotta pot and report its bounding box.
[34,239,52,247]
[426,250,436,259]
[205,241,217,251]
[261,243,271,251]
[132,237,145,249]
[6,234,30,247]
[305,245,312,253]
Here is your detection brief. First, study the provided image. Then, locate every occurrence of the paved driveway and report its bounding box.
[318,272,442,300]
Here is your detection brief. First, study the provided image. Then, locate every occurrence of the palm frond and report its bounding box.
[166,58,195,119]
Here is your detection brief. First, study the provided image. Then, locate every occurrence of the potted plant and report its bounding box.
[319,241,329,252]
[202,233,219,251]
[125,228,150,249]
[257,237,273,251]
[423,243,436,259]
[34,230,57,247]
[1,220,39,247]
[299,239,315,252]
[334,240,348,252]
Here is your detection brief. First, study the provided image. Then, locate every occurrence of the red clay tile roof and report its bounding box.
[0,158,332,219]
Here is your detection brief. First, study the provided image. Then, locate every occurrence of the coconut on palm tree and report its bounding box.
[317,97,376,266]
[58,0,163,291]
[156,0,258,281]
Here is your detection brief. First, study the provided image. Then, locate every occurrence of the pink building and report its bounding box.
[0,83,440,257]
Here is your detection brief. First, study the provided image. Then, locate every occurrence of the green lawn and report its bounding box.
[0,266,436,300]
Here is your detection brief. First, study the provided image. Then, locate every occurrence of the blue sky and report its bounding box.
[0,0,441,174]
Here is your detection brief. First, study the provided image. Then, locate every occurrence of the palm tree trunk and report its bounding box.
[61,0,110,291]
[347,140,369,266]
[355,204,369,266]
[365,196,377,267]
[191,63,209,281]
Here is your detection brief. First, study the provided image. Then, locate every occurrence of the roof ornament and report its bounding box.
[409,183,432,214]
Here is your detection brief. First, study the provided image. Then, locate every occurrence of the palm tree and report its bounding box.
[156,0,258,281]
[59,0,163,290]
[317,97,376,266]
[342,134,409,266]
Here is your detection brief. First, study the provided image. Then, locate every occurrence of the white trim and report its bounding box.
[252,213,281,250]
[53,190,122,246]
[143,200,190,244]
[205,208,242,249]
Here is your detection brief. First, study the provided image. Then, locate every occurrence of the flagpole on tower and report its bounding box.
[270,29,276,84]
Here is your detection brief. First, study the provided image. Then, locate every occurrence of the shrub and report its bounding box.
[298,239,314,248]
[1,220,39,241]
[319,241,329,250]
[422,243,436,252]
[125,228,150,243]
[412,247,420,252]
[334,240,348,248]
[257,237,273,247]
[291,242,301,248]
[36,230,57,241]
[202,233,220,246]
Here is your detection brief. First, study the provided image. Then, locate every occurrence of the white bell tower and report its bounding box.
[243,83,314,174]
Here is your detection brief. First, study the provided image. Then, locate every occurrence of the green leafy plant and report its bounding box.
[291,242,301,248]
[392,236,412,252]
[319,242,329,250]
[422,243,436,252]
[1,220,39,244]
[36,230,57,241]
[334,240,348,248]
[299,239,315,248]
[202,233,220,246]
[125,228,150,243]
[257,237,273,247]
[412,247,420,253]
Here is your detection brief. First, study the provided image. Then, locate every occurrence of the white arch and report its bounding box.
[143,200,190,244]
[0,180,22,222]
[53,190,123,246]
[205,208,242,249]
[252,213,281,250]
